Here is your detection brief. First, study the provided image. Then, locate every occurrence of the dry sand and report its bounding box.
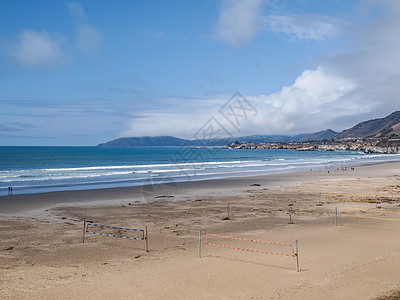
[1,162,400,299]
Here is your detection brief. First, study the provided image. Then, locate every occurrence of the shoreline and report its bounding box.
[2,147,399,197]
[2,160,400,215]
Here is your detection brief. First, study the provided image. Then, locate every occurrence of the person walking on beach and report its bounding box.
[8,186,11,196]
[10,186,13,195]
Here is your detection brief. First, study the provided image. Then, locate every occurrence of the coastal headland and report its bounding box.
[1,162,400,299]
[226,138,400,154]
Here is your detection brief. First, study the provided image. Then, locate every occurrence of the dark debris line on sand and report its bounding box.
[374,289,400,300]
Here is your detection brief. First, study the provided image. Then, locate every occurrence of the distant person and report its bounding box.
[8,186,11,196]
[10,186,13,195]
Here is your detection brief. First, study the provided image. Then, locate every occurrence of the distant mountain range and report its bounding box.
[97,134,311,147]
[299,129,337,142]
[334,111,400,139]
[98,111,400,147]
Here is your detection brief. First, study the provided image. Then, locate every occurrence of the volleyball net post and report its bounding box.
[145,225,149,252]
[198,230,202,258]
[335,207,338,226]
[296,240,299,272]
[82,219,86,243]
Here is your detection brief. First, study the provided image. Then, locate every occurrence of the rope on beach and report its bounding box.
[323,193,376,203]
[204,233,296,257]
[341,208,400,222]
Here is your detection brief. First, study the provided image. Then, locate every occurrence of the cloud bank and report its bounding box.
[124,0,400,138]
[123,67,359,138]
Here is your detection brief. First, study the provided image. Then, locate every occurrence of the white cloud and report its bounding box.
[77,24,102,53]
[13,30,66,68]
[68,2,86,21]
[263,14,344,41]
[5,3,102,69]
[214,0,264,46]
[68,2,102,53]
[245,67,362,134]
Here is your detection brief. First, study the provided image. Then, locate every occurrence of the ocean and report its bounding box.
[0,146,399,196]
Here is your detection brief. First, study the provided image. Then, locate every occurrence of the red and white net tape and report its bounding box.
[205,233,295,257]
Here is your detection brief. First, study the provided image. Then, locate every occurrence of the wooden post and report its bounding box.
[145,226,149,252]
[82,219,86,243]
[296,240,299,272]
[198,230,202,258]
[335,207,337,226]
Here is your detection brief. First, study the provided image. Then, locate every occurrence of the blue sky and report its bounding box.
[1,0,400,145]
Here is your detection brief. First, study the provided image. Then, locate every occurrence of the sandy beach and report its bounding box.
[1,162,400,299]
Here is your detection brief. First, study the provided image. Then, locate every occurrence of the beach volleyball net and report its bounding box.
[204,233,296,257]
[83,220,149,251]
[203,233,299,271]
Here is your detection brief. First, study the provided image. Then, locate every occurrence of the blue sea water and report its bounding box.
[0,146,399,196]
